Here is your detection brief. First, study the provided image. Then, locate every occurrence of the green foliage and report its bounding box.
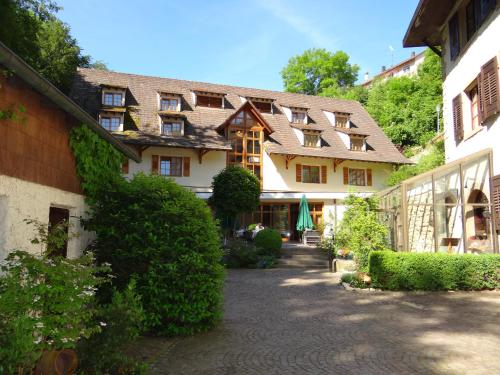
[0,0,91,92]
[369,251,500,291]
[70,124,124,200]
[335,195,389,272]
[281,49,360,95]
[0,221,110,373]
[223,239,277,269]
[88,60,109,71]
[77,280,147,375]
[365,49,443,147]
[340,272,369,289]
[85,173,225,336]
[317,235,337,258]
[210,166,261,229]
[387,140,445,186]
[255,228,282,257]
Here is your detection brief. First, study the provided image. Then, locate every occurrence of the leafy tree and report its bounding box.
[335,195,389,272]
[281,49,360,95]
[89,60,109,71]
[209,166,261,231]
[0,0,91,92]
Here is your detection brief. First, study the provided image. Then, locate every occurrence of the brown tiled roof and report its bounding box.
[71,68,411,164]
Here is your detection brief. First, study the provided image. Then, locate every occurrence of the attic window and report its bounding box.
[291,111,306,124]
[103,91,124,106]
[335,113,349,128]
[197,95,223,108]
[350,136,365,151]
[253,101,272,114]
[161,120,183,136]
[160,95,180,111]
[303,132,320,148]
[100,114,122,131]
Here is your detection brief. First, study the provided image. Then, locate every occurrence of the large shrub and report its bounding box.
[255,228,282,257]
[223,239,277,269]
[336,195,389,272]
[369,251,500,291]
[85,173,225,336]
[210,166,261,231]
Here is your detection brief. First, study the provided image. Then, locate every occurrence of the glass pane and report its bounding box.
[465,204,494,253]
[407,204,435,252]
[463,156,490,205]
[434,168,461,205]
[435,203,463,253]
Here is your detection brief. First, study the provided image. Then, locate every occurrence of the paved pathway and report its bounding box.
[149,269,500,374]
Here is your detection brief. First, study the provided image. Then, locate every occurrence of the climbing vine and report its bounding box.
[69,124,124,200]
[0,69,28,124]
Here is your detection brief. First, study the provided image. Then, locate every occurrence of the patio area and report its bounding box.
[143,268,500,374]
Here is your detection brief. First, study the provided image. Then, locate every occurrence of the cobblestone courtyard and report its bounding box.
[148,269,500,374]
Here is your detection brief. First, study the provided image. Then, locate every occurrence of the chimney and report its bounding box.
[411,51,416,57]
[364,72,370,82]
[381,66,386,72]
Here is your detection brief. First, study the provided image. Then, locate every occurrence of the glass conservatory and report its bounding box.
[378,149,498,254]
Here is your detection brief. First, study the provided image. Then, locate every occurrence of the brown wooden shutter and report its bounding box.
[183,157,190,177]
[367,168,372,186]
[492,174,500,232]
[151,155,159,174]
[122,159,129,174]
[480,57,499,123]
[343,167,349,185]
[452,94,463,143]
[321,165,327,184]
[296,164,302,182]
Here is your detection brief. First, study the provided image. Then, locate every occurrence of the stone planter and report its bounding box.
[335,258,356,272]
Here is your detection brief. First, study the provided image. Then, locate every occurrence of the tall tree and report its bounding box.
[281,49,360,95]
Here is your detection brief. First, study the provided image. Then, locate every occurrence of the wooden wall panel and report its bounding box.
[0,75,83,195]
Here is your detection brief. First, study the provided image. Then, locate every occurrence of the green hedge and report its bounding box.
[369,251,500,291]
[255,228,282,257]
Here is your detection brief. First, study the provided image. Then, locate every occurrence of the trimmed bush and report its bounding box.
[223,239,259,268]
[369,251,500,291]
[255,228,282,257]
[85,173,225,336]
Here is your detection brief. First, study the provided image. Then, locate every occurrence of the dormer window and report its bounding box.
[160,95,180,111]
[303,131,320,148]
[194,90,225,109]
[99,114,123,131]
[101,87,125,107]
[253,101,272,114]
[161,120,183,136]
[350,135,365,151]
[335,113,350,128]
[291,111,306,124]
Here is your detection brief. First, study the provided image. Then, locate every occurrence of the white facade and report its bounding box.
[442,8,500,175]
[0,175,92,260]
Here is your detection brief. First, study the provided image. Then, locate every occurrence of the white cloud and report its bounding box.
[256,0,336,48]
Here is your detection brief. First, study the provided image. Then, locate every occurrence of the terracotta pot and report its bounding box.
[34,349,78,375]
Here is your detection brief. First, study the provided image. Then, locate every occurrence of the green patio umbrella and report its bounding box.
[296,195,314,232]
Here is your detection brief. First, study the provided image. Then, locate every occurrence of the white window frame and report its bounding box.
[349,136,366,151]
[102,89,125,107]
[99,113,124,132]
[291,109,307,124]
[158,94,181,112]
[303,131,321,148]
[160,118,184,136]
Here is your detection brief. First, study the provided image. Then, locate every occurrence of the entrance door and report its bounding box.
[48,206,70,257]
[290,203,300,241]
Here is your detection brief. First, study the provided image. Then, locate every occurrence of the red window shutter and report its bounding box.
[321,165,327,184]
[183,157,190,177]
[452,94,463,143]
[151,155,159,174]
[122,159,129,174]
[296,164,302,182]
[343,167,349,185]
[480,57,499,123]
[367,168,373,186]
[492,174,500,232]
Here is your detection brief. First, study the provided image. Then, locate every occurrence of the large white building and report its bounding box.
[71,69,410,240]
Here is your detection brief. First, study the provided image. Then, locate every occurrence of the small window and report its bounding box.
[103,92,123,106]
[304,133,320,148]
[335,115,349,128]
[302,165,320,184]
[350,137,364,151]
[160,97,179,111]
[291,111,306,124]
[403,65,410,73]
[100,116,121,131]
[253,101,272,114]
[161,121,183,136]
[448,12,460,61]
[197,95,223,108]
[348,168,366,186]
[468,84,480,130]
[160,156,183,176]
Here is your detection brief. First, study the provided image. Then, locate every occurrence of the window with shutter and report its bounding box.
[453,94,464,143]
[343,167,349,185]
[296,164,302,182]
[321,166,327,184]
[183,157,190,177]
[480,57,499,123]
[492,175,500,232]
[151,155,159,174]
[367,168,372,186]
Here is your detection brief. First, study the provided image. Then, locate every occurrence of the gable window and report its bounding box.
[160,97,179,111]
[197,95,223,108]
[350,137,364,151]
[335,114,349,128]
[304,132,320,148]
[291,111,306,124]
[302,165,320,184]
[161,121,183,136]
[348,168,366,186]
[448,12,460,61]
[160,156,183,176]
[100,116,121,131]
[103,92,123,106]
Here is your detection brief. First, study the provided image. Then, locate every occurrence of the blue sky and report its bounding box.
[57,0,423,91]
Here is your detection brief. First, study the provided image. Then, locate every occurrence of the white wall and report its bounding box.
[0,175,91,260]
[442,11,500,175]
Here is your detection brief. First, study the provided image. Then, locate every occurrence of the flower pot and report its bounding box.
[34,349,78,375]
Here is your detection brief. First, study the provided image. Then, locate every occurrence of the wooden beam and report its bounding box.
[332,158,344,172]
[424,40,442,58]
[284,155,296,169]
[198,149,210,164]
[134,145,149,157]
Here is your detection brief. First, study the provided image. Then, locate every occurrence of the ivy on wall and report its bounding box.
[69,124,124,200]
